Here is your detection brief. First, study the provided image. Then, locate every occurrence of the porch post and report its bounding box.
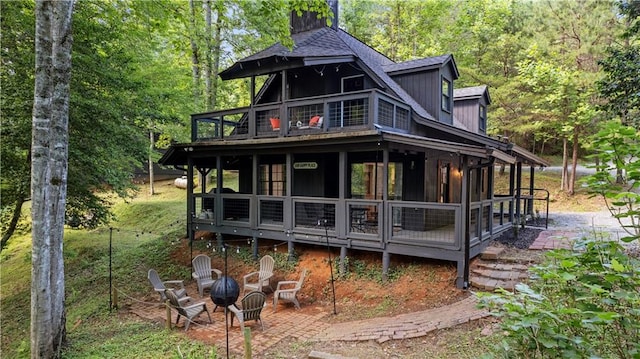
[338,151,346,237]
[528,165,535,216]
[250,76,255,106]
[216,155,223,224]
[461,155,470,289]
[488,163,495,235]
[515,162,523,228]
[509,163,516,223]
[381,145,388,248]
[187,157,195,271]
[252,155,258,228]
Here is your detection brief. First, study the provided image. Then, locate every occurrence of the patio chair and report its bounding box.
[227,291,267,332]
[147,269,190,305]
[192,254,222,297]
[242,254,275,295]
[273,268,307,312]
[164,289,211,331]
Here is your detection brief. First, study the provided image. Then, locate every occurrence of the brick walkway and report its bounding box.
[127,286,488,357]
[528,230,580,250]
[313,296,488,344]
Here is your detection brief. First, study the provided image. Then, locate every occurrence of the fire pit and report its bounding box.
[210,276,240,308]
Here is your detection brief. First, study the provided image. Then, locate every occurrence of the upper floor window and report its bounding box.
[479,104,486,132]
[441,77,451,112]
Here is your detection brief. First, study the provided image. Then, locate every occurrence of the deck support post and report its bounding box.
[251,237,258,260]
[381,251,390,281]
[216,232,223,249]
[287,241,295,261]
[339,247,348,276]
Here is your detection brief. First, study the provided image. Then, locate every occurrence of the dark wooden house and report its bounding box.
[160,7,548,288]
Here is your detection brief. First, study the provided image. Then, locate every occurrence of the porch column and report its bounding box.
[381,146,388,246]
[515,162,523,228]
[216,155,223,224]
[488,163,495,234]
[338,151,346,237]
[187,157,195,268]
[285,153,293,229]
[528,165,535,216]
[509,163,516,223]
[252,155,258,228]
[460,155,470,289]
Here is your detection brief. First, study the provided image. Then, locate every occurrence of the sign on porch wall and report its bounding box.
[293,162,318,170]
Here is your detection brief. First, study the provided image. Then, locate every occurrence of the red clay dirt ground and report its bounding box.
[163,231,472,357]
[170,232,468,322]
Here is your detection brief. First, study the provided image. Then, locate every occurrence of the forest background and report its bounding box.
[3,0,639,242]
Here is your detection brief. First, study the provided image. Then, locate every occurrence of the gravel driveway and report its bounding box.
[548,210,639,254]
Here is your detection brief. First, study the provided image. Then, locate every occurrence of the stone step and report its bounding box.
[470,276,520,291]
[470,258,531,292]
[480,246,504,260]
[471,267,529,281]
[474,261,529,272]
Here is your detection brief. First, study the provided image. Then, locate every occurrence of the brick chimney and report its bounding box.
[290,0,338,34]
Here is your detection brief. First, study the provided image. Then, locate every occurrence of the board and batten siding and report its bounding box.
[453,98,480,133]
[391,71,441,122]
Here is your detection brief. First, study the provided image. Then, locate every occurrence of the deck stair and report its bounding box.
[470,246,538,291]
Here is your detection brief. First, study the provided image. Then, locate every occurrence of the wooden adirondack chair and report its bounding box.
[147,269,190,305]
[227,291,267,331]
[273,268,307,312]
[242,255,275,295]
[164,289,211,331]
[191,254,222,297]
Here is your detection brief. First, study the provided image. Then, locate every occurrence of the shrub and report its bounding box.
[478,238,640,358]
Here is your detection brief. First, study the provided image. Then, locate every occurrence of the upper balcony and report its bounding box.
[191,89,412,142]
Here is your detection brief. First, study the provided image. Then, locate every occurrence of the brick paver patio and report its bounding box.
[127,283,488,357]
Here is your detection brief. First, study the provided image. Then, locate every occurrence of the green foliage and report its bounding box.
[582,121,640,242]
[478,238,640,358]
[335,256,402,283]
[597,45,640,128]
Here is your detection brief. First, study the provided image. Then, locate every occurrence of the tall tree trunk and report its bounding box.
[561,137,569,191]
[148,130,155,195]
[188,0,201,108]
[31,1,74,358]
[568,129,580,195]
[210,5,223,110]
[204,0,212,111]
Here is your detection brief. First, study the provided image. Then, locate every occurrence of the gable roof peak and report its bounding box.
[382,54,459,79]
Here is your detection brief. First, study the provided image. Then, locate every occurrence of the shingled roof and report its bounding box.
[454,85,491,104]
[382,54,459,79]
[219,26,437,121]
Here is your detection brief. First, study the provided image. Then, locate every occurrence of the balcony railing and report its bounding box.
[191,89,411,142]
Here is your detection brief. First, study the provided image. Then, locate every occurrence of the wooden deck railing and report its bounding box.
[190,89,411,142]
